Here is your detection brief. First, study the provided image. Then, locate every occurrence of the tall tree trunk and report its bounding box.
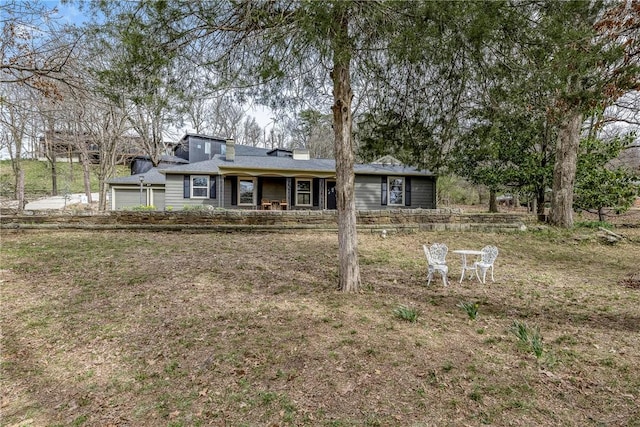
[44,130,59,196]
[536,187,546,221]
[11,150,23,207]
[550,112,583,228]
[50,154,58,196]
[17,169,24,211]
[74,115,94,204]
[489,188,497,213]
[82,155,92,204]
[99,180,109,211]
[8,107,25,206]
[331,3,361,292]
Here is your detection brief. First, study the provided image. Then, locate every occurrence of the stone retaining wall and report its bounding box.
[0,208,534,233]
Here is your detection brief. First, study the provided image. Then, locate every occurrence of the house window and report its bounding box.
[191,175,209,198]
[238,177,256,206]
[296,179,312,206]
[388,176,404,206]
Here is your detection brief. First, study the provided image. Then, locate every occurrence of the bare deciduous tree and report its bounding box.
[1,0,83,98]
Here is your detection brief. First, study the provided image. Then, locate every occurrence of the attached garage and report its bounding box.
[150,189,165,210]
[110,187,166,210]
[111,187,144,210]
[108,168,167,211]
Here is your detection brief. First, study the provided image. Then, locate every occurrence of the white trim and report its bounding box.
[191,175,209,199]
[388,176,404,206]
[238,177,257,206]
[149,188,164,208]
[295,178,312,207]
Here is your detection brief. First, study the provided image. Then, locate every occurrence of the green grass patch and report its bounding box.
[0,159,129,199]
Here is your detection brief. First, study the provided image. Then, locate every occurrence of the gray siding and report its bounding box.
[151,189,165,210]
[223,177,234,208]
[408,176,436,209]
[260,177,287,202]
[354,175,436,210]
[162,173,435,211]
[354,175,382,210]
[164,174,186,209]
[165,174,219,211]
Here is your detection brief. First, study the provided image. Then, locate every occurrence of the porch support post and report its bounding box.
[286,178,291,208]
[219,176,224,208]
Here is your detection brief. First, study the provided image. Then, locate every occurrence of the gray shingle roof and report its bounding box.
[132,154,189,164]
[108,153,433,184]
[235,145,271,156]
[107,168,166,184]
[161,154,433,176]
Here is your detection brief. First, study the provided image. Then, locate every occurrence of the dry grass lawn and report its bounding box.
[1,226,639,426]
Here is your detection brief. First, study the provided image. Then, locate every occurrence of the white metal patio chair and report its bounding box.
[423,243,449,286]
[474,245,499,284]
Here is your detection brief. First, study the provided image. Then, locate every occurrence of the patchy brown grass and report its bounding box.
[1,227,639,427]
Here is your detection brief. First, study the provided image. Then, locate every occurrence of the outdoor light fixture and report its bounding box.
[139,175,145,205]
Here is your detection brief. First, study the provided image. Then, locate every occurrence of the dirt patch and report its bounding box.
[620,273,640,289]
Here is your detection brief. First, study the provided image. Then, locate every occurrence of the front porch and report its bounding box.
[228,176,337,211]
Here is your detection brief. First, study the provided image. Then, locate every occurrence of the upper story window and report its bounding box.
[388,176,404,206]
[296,179,312,206]
[191,176,209,198]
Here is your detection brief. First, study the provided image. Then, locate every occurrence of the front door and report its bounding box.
[326,181,337,210]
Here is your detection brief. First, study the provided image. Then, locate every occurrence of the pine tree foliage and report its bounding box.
[575,135,639,221]
[89,0,431,291]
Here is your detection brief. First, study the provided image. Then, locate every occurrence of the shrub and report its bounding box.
[130,205,156,211]
[510,320,544,359]
[393,305,419,323]
[457,301,479,320]
[183,204,210,211]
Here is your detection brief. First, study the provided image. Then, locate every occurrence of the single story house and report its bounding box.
[108,138,437,211]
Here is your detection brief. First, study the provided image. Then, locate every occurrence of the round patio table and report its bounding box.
[452,249,484,283]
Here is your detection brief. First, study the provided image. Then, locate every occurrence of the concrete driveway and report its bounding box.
[24,193,99,210]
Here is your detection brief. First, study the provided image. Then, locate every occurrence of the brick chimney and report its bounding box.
[225,139,235,161]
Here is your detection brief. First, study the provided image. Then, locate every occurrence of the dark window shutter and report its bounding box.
[209,176,216,199]
[183,175,190,198]
[312,178,319,207]
[405,177,411,206]
[230,176,237,206]
[381,176,387,206]
[290,179,295,207]
[257,177,263,202]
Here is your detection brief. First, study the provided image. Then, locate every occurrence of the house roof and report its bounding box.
[107,167,167,185]
[267,148,293,156]
[132,154,190,164]
[176,133,270,156]
[235,145,271,156]
[108,149,434,185]
[160,154,434,178]
[178,132,226,142]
